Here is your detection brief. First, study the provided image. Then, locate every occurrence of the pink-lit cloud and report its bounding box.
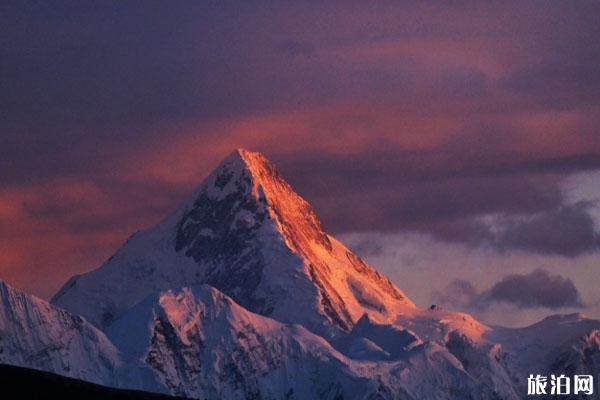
[1,1,600,302]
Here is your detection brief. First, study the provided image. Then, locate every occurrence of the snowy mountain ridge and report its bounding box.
[2,149,600,399]
[4,276,600,399]
[0,279,166,393]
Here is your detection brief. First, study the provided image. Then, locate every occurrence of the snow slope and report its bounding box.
[6,273,600,399]
[0,279,122,385]
[0,279,168,393]
[106,284,505,400]
[52,149,413,336]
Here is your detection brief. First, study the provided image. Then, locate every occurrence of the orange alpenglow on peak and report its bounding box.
[52,149,414,335]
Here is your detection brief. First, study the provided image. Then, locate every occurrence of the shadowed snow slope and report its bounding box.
[0,278,168,392]
[52,149,413,335]
[0,279,121,385]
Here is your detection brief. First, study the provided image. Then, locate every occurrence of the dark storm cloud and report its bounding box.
[276,146,600,257]
[498,3,600,112]
[433,269,584,311]
[277,142,600,195]
[3,1,600,296]
[502,62,600,110]
[280,146,600,228]
[434,67,487,100]
[0,1,322,186]
[498,202,600,257]
[485,269,584,309]
[422,202,600,257]
[1,1,295,124]
[17,178,187,237]
[3,0,600,189]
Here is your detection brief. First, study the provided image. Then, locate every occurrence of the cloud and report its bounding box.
[0,177,187,298]
[342,230,600,326]
[498,202,600,257]
[433,269,585,311]
[277,144,600,257]
[498,2,600,113]
[484,269,584,309]
[2,1,600,298]
[424,202,600,257]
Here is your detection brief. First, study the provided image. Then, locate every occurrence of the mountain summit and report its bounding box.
[7,150,600,399]
[52,149,413,334]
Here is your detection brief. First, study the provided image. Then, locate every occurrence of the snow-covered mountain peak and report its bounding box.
[52,150,414,334]
[178,148,331,255]
[7,149,600,399]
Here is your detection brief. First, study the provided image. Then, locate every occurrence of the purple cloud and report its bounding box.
[433,269,585,310]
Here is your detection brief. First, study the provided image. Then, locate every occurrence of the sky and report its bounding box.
[1,1,600,327]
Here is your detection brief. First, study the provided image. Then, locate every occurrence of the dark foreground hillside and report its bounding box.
[0,364,187,400]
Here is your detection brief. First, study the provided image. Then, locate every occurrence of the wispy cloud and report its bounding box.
[1,1,600,298]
